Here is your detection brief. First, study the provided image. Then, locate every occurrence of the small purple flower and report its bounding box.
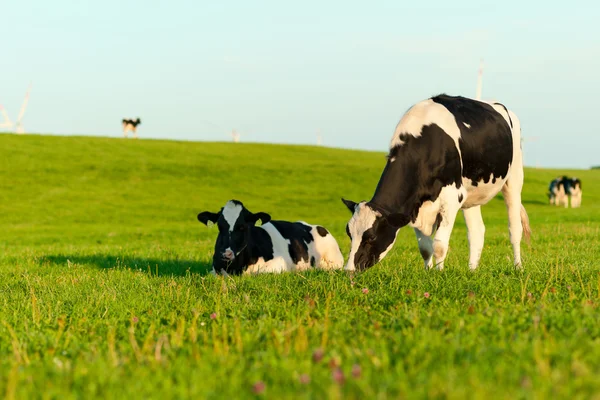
[312,348,324,363]
[132,316,139,323]
[210,313,217,320]
[362,288,369,294]
[299,374,310,384]
[351,364,361,378]
[332,368,345,384]
[252,381,265,394]
[424,292,430,299]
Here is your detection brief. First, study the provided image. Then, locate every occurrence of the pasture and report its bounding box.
[1,133,599,399]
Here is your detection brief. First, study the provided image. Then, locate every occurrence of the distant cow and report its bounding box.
[570,177,582,208]
[122,118,141,138]
[549,176,582,208]
[341,94,530,272]
[548,177,564,206]
[197,200,344,275]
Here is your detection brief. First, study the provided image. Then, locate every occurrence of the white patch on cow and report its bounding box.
[463,122,471,129]
[389,99,463,162]
[461,172,508,209]
[345,202,380,271]
[299,222,344,270]
[222,201,243,231]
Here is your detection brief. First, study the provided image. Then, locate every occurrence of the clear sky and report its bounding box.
[2,0,599,168]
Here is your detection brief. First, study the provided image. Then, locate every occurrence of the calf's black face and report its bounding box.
[197,200,270,273]
[341,198,409,271]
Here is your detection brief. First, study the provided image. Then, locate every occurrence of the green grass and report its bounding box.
[1,133,599,399]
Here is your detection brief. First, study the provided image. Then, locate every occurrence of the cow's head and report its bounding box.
[197,200,271,274]
[341,198,410,271]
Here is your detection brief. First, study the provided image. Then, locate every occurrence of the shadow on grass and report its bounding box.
[522,199,549,206]
[40,254,213,277]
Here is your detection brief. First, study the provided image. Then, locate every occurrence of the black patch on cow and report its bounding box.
[431,94,513,187]
[310,256,316,267]
[458,193,464,203]
[435,213,443,230]
[374,123,462,223]
[270,221,313,264]
[316,226,329,237]
[122,118,141,127]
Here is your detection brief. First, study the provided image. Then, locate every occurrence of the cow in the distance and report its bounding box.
[122,118,141,138]
[548,177,564,206]
[342,94,531,272]
[197,200,344,275]
[570,177,582,208]
[549,176,582,208]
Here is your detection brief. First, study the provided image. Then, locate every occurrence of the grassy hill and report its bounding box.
[1,133,599,399]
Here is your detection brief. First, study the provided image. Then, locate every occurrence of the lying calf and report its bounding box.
[197,200,344,275]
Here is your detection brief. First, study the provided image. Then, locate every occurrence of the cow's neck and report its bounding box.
[370,158,420,220]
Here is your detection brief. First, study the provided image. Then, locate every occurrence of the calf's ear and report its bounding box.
[197,211,220,226]
[248,212,271,225]
[341,198,358,213]
[386,213,410,228]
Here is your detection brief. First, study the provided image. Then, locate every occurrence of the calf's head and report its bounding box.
[341,198,409,271]
[197,200,271,274]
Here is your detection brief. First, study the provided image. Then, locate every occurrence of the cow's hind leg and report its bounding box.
[414,228,433,270]
[502,173,527,268]
[463,206,485,270]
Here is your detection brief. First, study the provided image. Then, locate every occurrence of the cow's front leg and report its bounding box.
[414,228,433,270]
[462,206,485,270]
[432,208,459,271]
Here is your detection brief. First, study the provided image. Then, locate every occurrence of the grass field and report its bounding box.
[1,133,599,399]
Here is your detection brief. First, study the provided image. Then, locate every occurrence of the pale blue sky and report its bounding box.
[2,0,599,168]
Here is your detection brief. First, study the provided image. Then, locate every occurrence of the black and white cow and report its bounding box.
[122,118,141,138]
[570,177,582,208]
[341,94,531,271]
[197,200,344,275]
[549,176,582,208]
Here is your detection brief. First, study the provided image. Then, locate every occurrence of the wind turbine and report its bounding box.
[475,59,484,100]
[0,104,13,130]
[316,129,322,146]
[15,84,32,134]
[231,129,240,143]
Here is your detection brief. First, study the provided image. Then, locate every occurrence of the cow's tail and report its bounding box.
[521,204,531,244]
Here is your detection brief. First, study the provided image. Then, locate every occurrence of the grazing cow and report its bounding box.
[548,176,569,207]
[570,177,582,208]
[122,118,141,138]
[342,94,531,272]
[197,200,344,275]
[548,176,582,208]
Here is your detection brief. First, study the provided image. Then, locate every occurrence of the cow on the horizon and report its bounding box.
[198,200,344,275]
[122,118,141,138]
[549,176,582,208]
[341,94,531,272]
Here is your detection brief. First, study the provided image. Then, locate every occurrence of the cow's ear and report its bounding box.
[386,212,410,228]
[248,212,271,225]
[341,198,357,213]
[197,211,220,226]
